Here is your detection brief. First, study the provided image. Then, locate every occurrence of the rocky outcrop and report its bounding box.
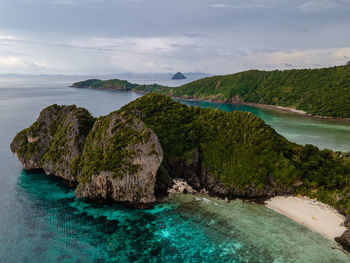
[171,72,186,80]
[167,178,196,194]
[335,230,350,252]
[198,168,293,200]
[167,148,202,190]
[10,104,94,185]
[164,147,292,200]
[75,111,163,206]
[11,105,163,207]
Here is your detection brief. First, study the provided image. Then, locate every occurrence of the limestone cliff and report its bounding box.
[10,104,94,185]
[11,105,163,207]
[75,111,163,206]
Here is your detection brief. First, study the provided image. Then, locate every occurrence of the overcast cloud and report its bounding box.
[0,0,349,74]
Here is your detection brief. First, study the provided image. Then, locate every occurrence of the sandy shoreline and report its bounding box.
[265,196,347,240]
[173,96,350,123]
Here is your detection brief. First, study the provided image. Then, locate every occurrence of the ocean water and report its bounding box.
[0,76,349,262]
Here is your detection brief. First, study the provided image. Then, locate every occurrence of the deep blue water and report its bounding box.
[0,76,349,262]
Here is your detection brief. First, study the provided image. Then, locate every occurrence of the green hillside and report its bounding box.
[120,94,350,218]
[170,65,350,118]
[72,64,350,118]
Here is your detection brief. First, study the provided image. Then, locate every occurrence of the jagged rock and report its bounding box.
[335,230,350,252]
[10,104,94,185]
[75,111,163,206]
[198,168,293,199]
[167,178,196,195]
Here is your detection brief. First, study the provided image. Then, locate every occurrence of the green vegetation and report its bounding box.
[41,106,95,168]
[12,104,95,174]
[121,93,350,216]
[169,65,350,118]
[72,79,135,90]
[73,64,350,118]
[78,112,151,183]
[72,78,169,93]
[13,93,350,219]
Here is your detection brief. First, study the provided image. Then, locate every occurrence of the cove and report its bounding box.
[178,99,350,152]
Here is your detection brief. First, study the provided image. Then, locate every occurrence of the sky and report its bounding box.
[0,0,349,75]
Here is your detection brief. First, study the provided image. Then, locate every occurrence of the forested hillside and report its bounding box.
[170,65,350,118]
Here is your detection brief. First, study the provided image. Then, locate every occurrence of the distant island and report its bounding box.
[73,64,350,119]
[10,93,350,250]
[171,72,186,80]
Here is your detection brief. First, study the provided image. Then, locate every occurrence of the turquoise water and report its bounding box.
[0,76,350,262]
[180,100,350,152]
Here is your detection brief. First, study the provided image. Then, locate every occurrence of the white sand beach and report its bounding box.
[265,196,347,240]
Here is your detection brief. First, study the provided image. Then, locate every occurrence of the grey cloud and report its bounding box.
[51,0,77,5]
[298,0,350,13]
[0,0,349,74]
[209,3,271,9]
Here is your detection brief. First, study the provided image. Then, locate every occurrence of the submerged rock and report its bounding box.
[75,111,163,206]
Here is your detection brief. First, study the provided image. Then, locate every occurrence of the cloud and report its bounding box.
[0,57,22,66]
[333,47,350,59]
[0,56,47,71]
[1,31,350,74]
[209,3,271,9]
[241,47,350,71]
[297,0,350,13]
[0,0,350,74]
[51,0,77,5]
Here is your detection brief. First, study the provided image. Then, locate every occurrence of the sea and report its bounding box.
[0,74,349,262]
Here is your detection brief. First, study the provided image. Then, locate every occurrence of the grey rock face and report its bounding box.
[75,112,163,206]
[11,105,163,207]
[10,105,94,185]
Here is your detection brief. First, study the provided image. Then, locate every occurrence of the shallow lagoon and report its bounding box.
[180,99,350,153]
[0,76,349,262]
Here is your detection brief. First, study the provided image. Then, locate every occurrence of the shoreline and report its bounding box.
[163,184,349,251]
[165,179,348,243]
[171,95,350,123]
[265,196,347,241]
[71,85,350,123]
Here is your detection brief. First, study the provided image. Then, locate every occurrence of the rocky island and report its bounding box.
[171,72,186,80]
[10,93,350,250]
